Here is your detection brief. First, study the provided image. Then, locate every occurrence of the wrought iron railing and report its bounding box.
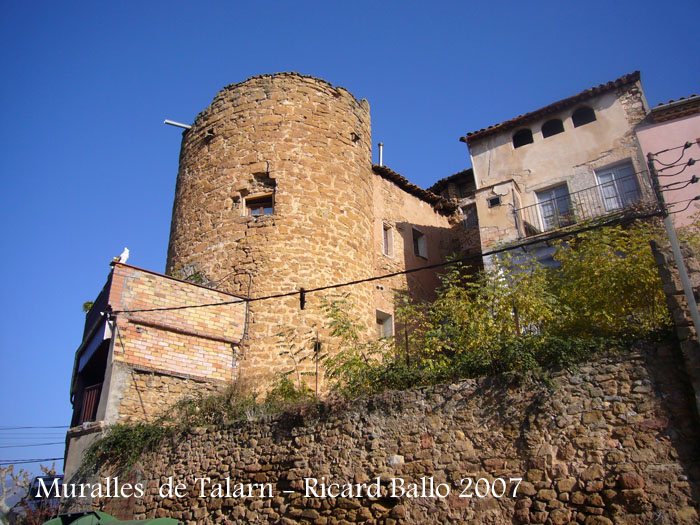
[515,174,654,238]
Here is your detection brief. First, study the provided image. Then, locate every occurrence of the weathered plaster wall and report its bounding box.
[371,174,459,321]
[76,343,699,524]
[637,115,700,228]
[469,82,652,252]
[166,73,376,387]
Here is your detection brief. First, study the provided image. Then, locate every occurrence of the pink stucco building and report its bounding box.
[636,95,700,228]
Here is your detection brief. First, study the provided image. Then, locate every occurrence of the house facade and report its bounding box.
[460,71,656,266]
[64,264,247,479]
[636,95,700,228]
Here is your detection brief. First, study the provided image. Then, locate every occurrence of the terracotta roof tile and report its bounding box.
[428,169,474,194]
[461,71,641,144]
[372,165,458,215]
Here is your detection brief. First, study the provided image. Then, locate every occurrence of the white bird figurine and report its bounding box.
[113,247,130,264]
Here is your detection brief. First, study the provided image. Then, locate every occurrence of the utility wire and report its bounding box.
[0,458,62,466]
[109,209,663,316]
[668,196,700,214]
[0,426,68,430]
[651,143,693,167]
[0,442,64,449]
[651,141,696,156]
[660,176,699,191]
[657,159,696,176]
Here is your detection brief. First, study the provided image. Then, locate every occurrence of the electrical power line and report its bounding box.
[108,209,663,317]
[660,176,699,191]
[657,159,696,177]
[651,141,695,167]
[0,426,68,431]
[0,458,62,466]
[0,442,64,449]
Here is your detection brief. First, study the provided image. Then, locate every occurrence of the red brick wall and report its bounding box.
[109,264,246,382]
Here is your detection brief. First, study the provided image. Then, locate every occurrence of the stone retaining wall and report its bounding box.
[74,342,699,524]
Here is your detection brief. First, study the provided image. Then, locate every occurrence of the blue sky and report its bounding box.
[1,1,698,474]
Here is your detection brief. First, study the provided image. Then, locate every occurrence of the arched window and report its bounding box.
[512,128,533,149]
[572,106,596,127]
[542,119,564,138]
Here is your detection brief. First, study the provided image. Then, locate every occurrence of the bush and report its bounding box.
[321,221,671,397]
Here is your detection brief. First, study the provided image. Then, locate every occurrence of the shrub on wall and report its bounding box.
[321,221,671,397]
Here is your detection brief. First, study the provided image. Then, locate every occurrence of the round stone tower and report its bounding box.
[166,73,374,385]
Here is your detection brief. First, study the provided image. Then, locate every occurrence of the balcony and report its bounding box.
[515,172,656,238]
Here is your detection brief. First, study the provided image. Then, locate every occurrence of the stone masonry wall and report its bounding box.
[166,73,375,388]
[114,364,229,424]
[650,239,700,415]
[372,174,459,320]
[80,342,699,524]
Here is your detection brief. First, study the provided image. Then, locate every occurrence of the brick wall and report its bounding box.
[110,264,246,383]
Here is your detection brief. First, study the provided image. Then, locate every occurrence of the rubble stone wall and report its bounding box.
[165,73,376,387]
[86,343,699,524]
[650,239,700,415]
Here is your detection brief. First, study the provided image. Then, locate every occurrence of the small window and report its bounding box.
[462,204,478,229]
[513,128,534,149]
[412,228,427,258]
[376,310,393,338]
[246,194,274,216]
[542,119,565,138]
[572,106,596,127]
[487,196,502,208]
[382,223,393,257]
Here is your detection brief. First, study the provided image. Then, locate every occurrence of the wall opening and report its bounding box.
[382,223,393,257]
[572,106,596,127]
[542,118,565,138]
[412,228,427,258]
[376,310,393,338]
[513,129,534,149]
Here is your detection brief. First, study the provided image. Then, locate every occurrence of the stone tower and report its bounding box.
[166,73,375,385]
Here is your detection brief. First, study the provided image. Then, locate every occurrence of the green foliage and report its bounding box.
[321,222,671,398]
[264,374,314,409]
[82,421,171,474]
[320,295,392,397]
[82,301,94,313]
[549,223,669,337]
[169,381,259,428]
[81,377,314,474]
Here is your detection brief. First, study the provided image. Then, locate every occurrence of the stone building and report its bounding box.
[64,71,677,480]
[64,73,478,478]
[456,71,657,266]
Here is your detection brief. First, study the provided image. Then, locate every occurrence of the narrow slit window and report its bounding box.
[382,223,393,257]
[246,194,274,216]
[376,310,393,338]
[412,228,427,258]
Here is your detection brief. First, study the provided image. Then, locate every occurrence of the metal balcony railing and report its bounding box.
[515,173,654,238]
